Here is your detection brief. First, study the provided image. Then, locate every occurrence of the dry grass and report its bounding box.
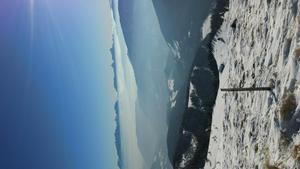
[264,158,281,169]
[279,91,297,121]
[265,165,280,169]
[264,149,281,169]
[293,46,300,59]
[291,144,300,161]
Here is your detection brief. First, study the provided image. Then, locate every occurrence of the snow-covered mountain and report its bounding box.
[206,0,300,168]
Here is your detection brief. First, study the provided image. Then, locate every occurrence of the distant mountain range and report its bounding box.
[110,31,123,169]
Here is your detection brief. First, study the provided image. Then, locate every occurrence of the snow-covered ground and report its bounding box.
[206,0,300,168]
[168,79,178,109]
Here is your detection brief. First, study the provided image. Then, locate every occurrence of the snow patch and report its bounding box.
[202,14,212,39]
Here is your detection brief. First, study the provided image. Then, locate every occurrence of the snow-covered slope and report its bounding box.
[206,0,300,168]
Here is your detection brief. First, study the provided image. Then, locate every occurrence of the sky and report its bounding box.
[0,0,118,169]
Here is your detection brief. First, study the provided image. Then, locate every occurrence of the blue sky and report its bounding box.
[0,0,118,169]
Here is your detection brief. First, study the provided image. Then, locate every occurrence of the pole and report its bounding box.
[220,87,272,92]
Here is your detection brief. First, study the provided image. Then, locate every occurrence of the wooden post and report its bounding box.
[220,87,272,92]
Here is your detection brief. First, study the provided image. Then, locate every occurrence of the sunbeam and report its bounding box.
[26,0,35,85]
[29,0,35,45]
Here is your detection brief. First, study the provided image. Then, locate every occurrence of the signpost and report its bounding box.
[220,87,273,92]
